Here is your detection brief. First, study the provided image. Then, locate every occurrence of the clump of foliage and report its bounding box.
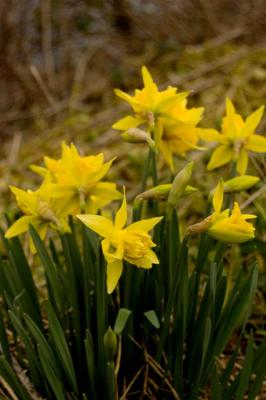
[0,67,266,399]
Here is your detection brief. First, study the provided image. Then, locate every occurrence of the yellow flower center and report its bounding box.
[123,231,152,259]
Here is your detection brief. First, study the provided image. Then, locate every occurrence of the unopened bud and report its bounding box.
[167,162,194,215]
[137,184,172,201]
[122,128,155,149]
[104,326,117,362]
[209,175,259,201]
[186,215,213,235]
[136,184,197,203]
[224,175,259,192]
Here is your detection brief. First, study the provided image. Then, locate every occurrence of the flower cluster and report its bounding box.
[6,142,121,247]
[5,66,265,292]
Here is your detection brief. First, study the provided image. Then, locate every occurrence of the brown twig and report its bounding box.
[30,65,56,106]
[0,376,18,400]
[240,185,266,210]
[120,365,145,400]
[146,352,181,400]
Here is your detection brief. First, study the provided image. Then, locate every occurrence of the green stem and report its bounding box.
[141,149,152,192]
[150,149,158,186]
[106,362,116,400]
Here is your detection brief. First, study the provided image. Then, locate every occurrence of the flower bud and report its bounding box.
[136,184,197,203]
[223,175,259,192]
[167,162,194,215]
[104,326,117,362]
[136,184,172,201]
[121,128,155,149]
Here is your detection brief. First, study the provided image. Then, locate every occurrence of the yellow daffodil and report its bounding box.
[31,142,121,214]
[77,192,163,294]
[5,179,70,251]
[188,180,256,243]
[113,66,188,131]
[157,121,207,170]
[200,98,266,174]
[113,66,216,170]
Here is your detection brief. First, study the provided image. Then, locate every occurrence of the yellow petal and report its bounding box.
[245,134,266,153]
[77,214,113,238]
[114,190,127,230]
[112,116,142,130]
[207,145,233,170]
[225,98,238,137]
[241,105,264,137]
[127,216,163,233]
[114,89,140,109]
[212,179,224,213]
[40,183,75,198]
[88,158,115,182]
[107,260,123,294]
[159,140,174,171]
[9,186,37,214]
[5,216,39,238]
[29,164,47,177]
[92,182,122,202]
[141,66,157,95]
[236,148,248,175]
[199,129,228,144]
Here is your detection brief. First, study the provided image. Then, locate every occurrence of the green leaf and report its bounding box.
[0,310,11,363]
[200,318,212,372]
[60,234,81,347]
[29,225,64,314]
[248,337,266,400]
[144,310,160,329]
[45,301,78,395]
[84,329,96,400]
[37,344,66,400]
[114,308,132,335]
[8,310,44,390]
[235,332,254,400]
[7,232,42,325]
[213,266,258,356]
[23,313,62,379]
[0,355,31,400]
[211,364,222,400]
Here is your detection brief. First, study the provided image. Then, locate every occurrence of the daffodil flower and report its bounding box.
[5,179,70,251]
[31,142,122,214]
[77,192,163,294]
[113,66,188,131]
[188,180,256,243]
[200,98,266,174]
[113,66,216,170]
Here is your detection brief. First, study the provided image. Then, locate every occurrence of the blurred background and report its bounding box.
[0,0,266,194]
